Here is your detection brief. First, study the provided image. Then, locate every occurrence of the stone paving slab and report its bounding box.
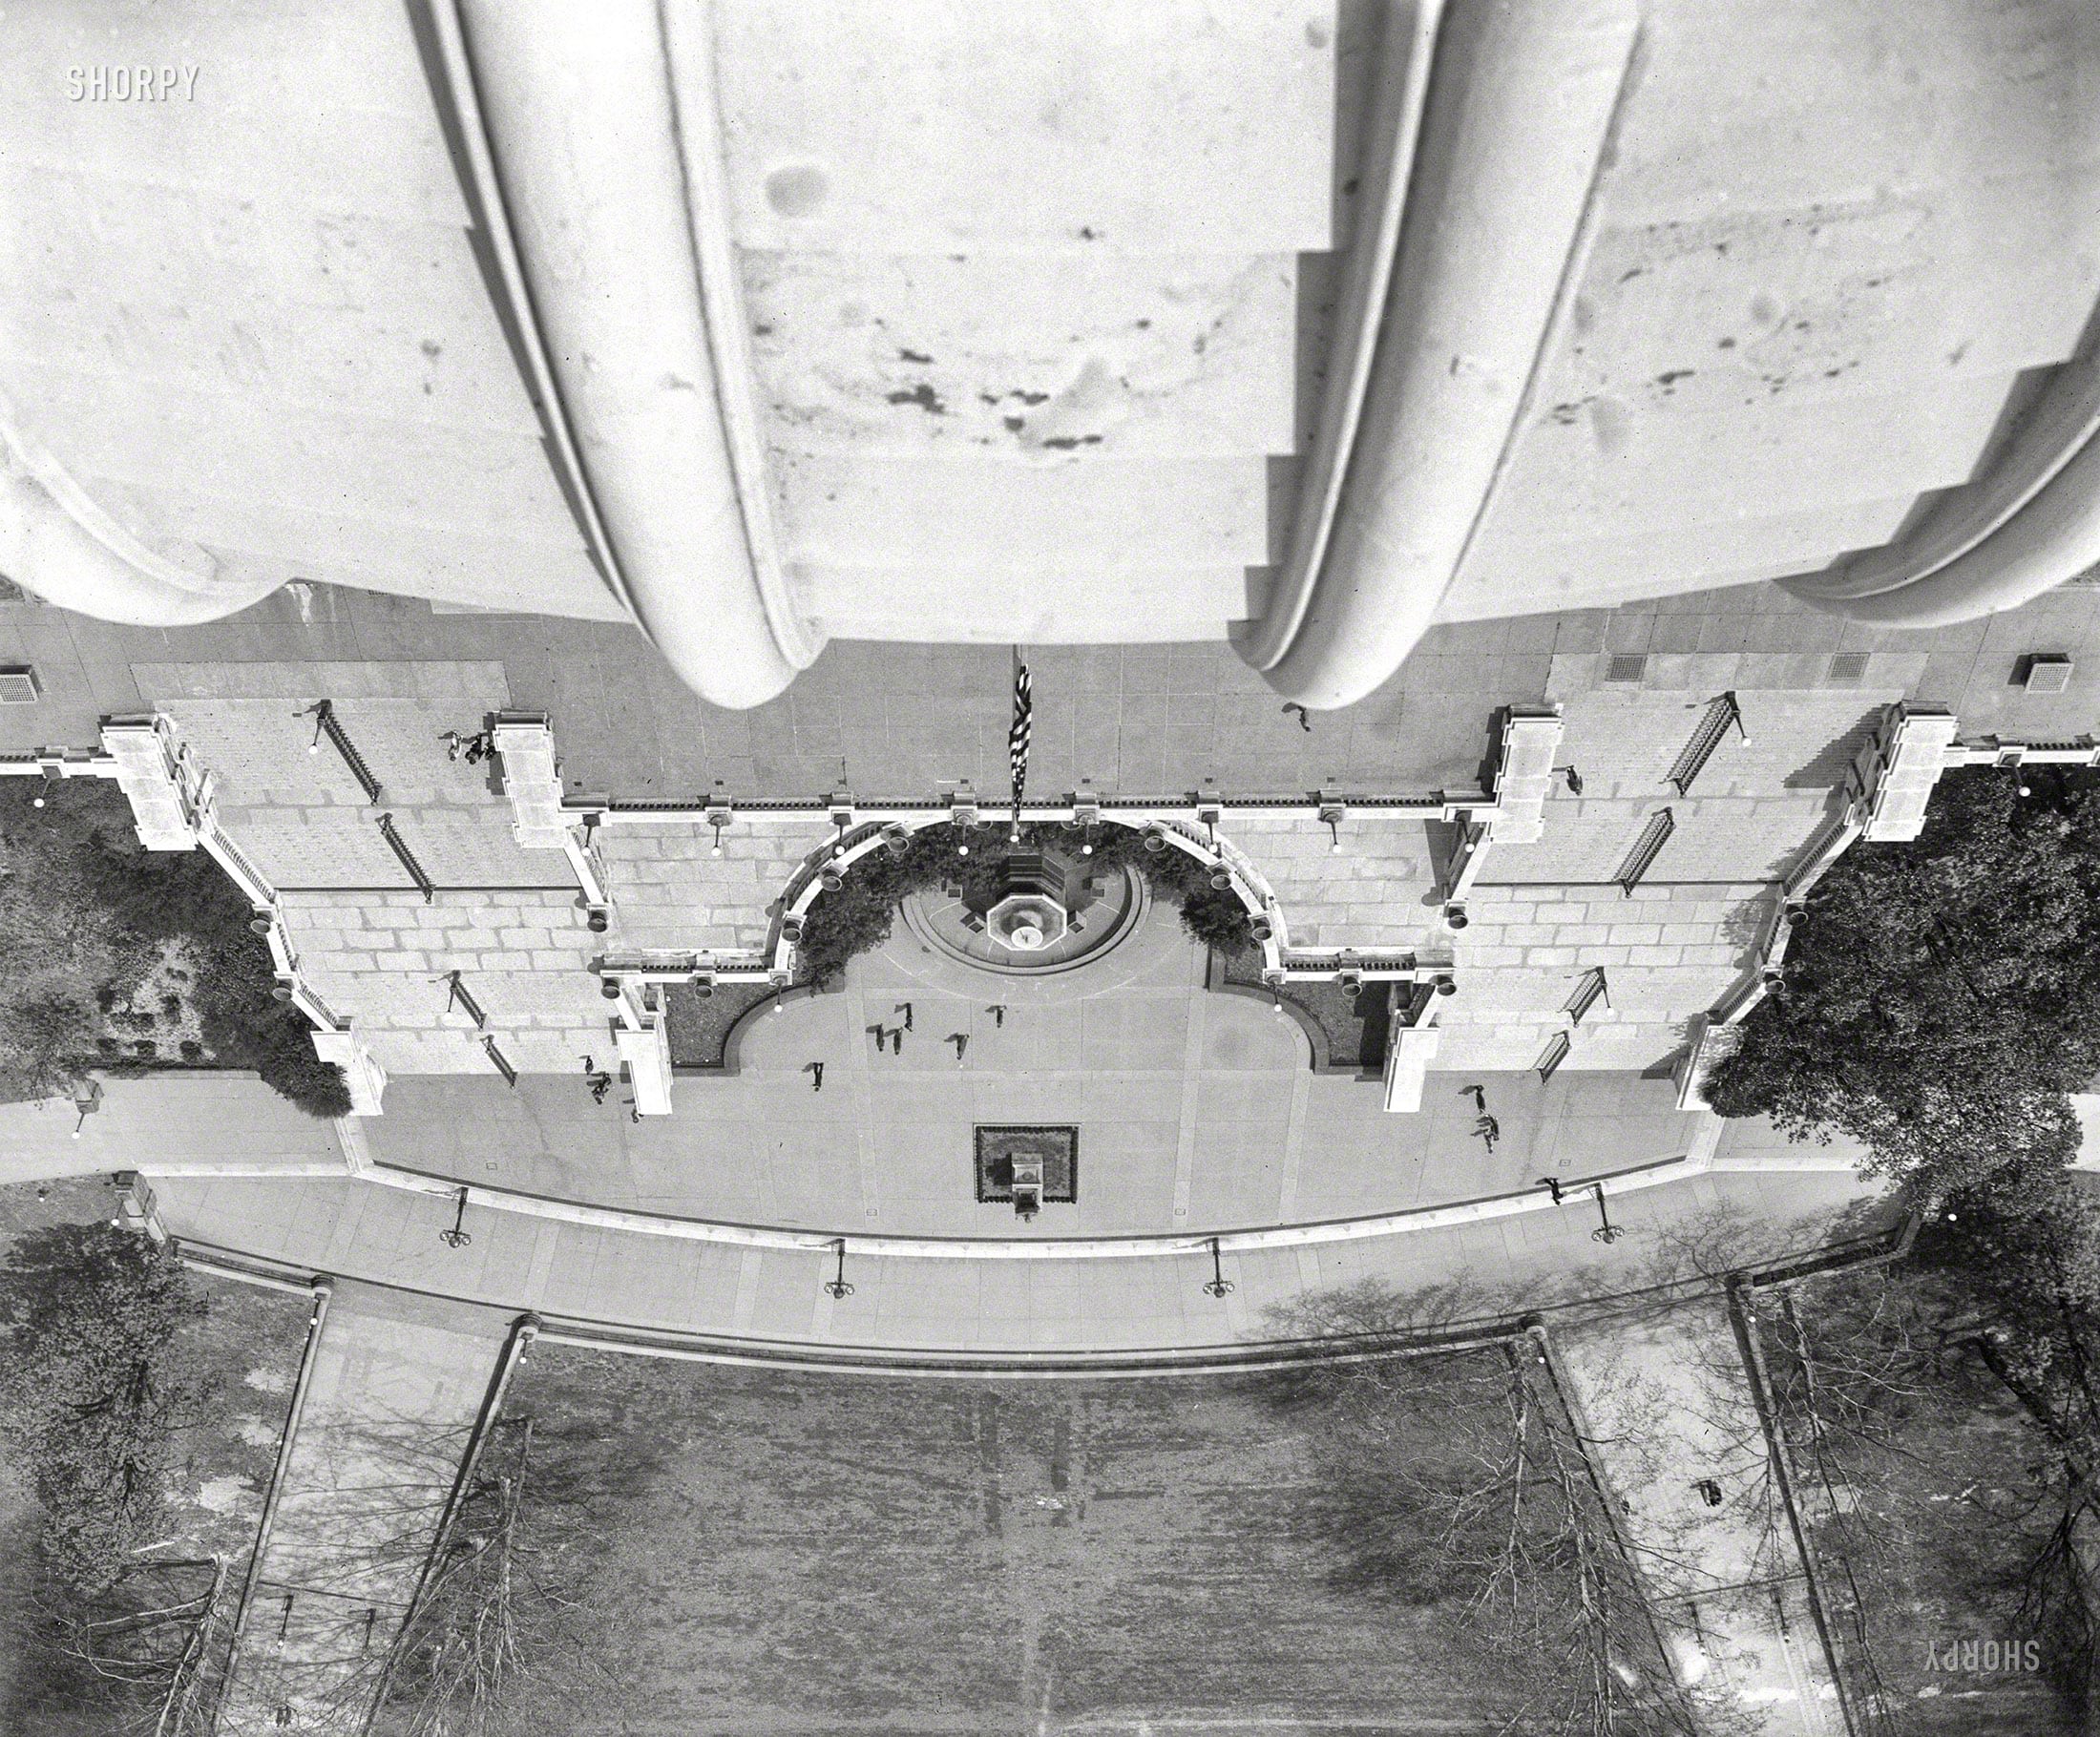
[599,819,836,954]
[281,889,609,1077]
[1228,812,1445,951]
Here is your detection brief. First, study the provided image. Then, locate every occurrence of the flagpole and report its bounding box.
[1008,644,1031,845]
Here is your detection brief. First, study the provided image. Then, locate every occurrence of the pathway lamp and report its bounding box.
[1201,1237,1235,1299]
[70,1079,103,1140]
[1318,801,1347,853]
[438,1186,472,1249]
[1588,1182,1626,1244]
[823,1237,854,1299]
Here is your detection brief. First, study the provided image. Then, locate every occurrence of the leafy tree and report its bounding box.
[0,1223,206,1596]
[1704,768,2100,1204]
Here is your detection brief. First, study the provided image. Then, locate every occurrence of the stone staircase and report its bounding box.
[708,0,1345,645]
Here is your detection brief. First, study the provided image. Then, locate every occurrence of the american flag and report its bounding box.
[1008,659,1032,818]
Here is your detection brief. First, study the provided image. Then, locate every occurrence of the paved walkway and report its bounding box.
[1556,1300,1842,1737]
[214,1283,512,1736]
[3,1074,1879,1357]
[4,576,2095,803]
[144,1161,1869,1360]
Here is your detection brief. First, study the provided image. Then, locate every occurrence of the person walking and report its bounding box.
[807,1061,825,1092]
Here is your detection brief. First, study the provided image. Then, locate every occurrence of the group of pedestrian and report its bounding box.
[439,727,495,764]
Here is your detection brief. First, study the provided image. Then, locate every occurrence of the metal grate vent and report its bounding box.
[2022,654,2074,694]
[1826,653,1869,683]
[0,666,39,704]
[1605,653,1649,683]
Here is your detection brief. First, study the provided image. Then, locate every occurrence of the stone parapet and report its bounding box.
[493,716,568,849]
[1858,704,1959,842]
[99,718,200,850]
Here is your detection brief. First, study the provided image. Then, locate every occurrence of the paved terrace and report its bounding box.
[5,598,2090,1091]
[147,670,1922,1084]
[3,579,2096,800]
[357,910,1706,1236]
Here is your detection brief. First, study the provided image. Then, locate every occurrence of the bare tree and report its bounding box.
[379,1417,615,1737]
[1270,1285,1711,1736]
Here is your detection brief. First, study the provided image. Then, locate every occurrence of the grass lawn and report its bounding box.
[0,1179,312,1737]
[437,1345,1535,1736]
[664,980,779,1070]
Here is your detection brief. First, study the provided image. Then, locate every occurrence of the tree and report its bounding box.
[1704,768,2100,1204]
[378,1418,613,1737]
[0,1223,207,1596]
[1271,1284,1708,1735]
[1752,1204,2100,1726]
[0,783,350,1117]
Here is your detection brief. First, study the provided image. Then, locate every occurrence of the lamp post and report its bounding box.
[438,1186,472,1249]
[823,1237,854,1300]
[1201,1236,1235,1299]
[1588,1182,1626,1245]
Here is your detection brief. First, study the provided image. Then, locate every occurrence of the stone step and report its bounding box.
[803,563,1264,643]
[776,451,1279,572]
[743,249,1305,460]
[1477,371,2026,548]
[708,0,1339,254]
[1440,496,1922,621]
[5,0,468,227]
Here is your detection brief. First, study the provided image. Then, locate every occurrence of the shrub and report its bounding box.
[0,992,98,1098]
[791,821,1254,985]
[0,784,350,1117]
